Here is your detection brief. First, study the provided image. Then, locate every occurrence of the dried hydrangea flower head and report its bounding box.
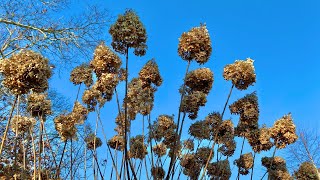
[204,112,222,130]
[27,93,52,118]
[234,152,254,175]
[247,125,273,153]
[183,139,195,151]
[185,68,214,94]
[207,159,231,180]
[262,156,291,180]
[0,50,52,94]
[149,115,176,142]
[93,73,119,102]
[218,139,236,157]
[108,135,125,151]
[294,162,320,180]
[195,147,212,166]
[223,58,256,90]
[54,114,78,141]
[181,90,207,119]
[180,153,201,179]
[85,133,102,150]
[189,120,211,140]
[139,59,162,88]
[151,167,165,180]
[109,9,147,56]
[128,135,148,159]
[270,113,298,149]
[115,111,130,136]
[178,24,212,64]
[82,88,101,111]
[216,120,234,144]
[71,101,88,124]
[152,143,167,157]
[70,63,93,87]
[11,115,36,134]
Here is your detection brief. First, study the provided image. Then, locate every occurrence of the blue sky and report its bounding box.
[51,0,320,179]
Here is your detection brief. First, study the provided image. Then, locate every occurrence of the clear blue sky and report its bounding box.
[52,0,320,179]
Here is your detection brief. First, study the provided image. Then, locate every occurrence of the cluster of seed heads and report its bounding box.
[207,159,231,180]
[11,115,36,134]
[151,167,165,180]
[27,93,52,119]
[261,156,291,179]
[294,162,320,180]
[247,126,273,153]
[234,152,254,175]
[85,133,102,150]
[70,63,93,87]
[128,135,147,159]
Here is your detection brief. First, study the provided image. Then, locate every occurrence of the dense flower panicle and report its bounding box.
[115,112,130,136]
[129,135,148,159]
[54,114,77,141]
[149,115,176,142]
[234,152,254,175]
[207,159,231,180]
[139,59,162,88]
[85,134,102,150]
[0,50,52,95]
[247,126,273,153]
[108,135,125,151]
[262,156,291,180]
[189,120,211,140]
[235,121,259,138]
[178,25,212,64]
[90,42,122,77]
[11,115,36,134]
[185,68,214,94]
[70,64,93,87]
[294,162,320,180]
[229,92,259,122]
[93,73,119,102]
[152,143,167,157]
[204,112,222,130]
[151,167,165,180]
[270,113,298,149]
[216,120,234,144]
[180,153,201,179]
[183,139,195,151]
[72,101,88,124]
[168,140,182,158]
[181,91,207,119]
[195,147,212,166]
[27,93,52,118]
[218,139,236,157]
[223,58,256,90]
[82,88,101,111]
[109,10,147,56]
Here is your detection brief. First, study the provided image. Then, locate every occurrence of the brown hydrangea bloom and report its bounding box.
[152,143,167,157]
[93,73,119,102]
[247,126,273,153]
[294,162,320,180]
[139,59,162,88]
[262,156,291,180]
[114,112,130,136]
[85,133,102,150]
[128,135,147,159]
[195,147,212,166]
[71,101,88,124]
[229,92,259,123]
[70,64,93,87]
[181,91,207,119]
[82,88,101,111]
[234,152,254,175]
[27,93,52,118]
[0,50,52,95]
[178,25,212,64]
[216,120,234,144]
[189,120,211,140]
[109,9,147,56]
[207,159,231,180]
[90,42,122,77]
[270,113,298,149]
[151,167,165,180]
[118,68,127,82]
[11,115,36,134]
[149,115,176,142]
[223,58,256,90]
[108,135,125,151]
[54,114,78,141]
[218,139,236,157]
[185,68,214,94]
[183,139,195,151]
[204,112,222,130]
[180,153,201,179]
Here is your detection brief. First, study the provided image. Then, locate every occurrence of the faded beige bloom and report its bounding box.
[108,135,125,151]
[85,133,102,150]
[70,63,93,87]
[139,59,162,88]
[152,143,167,157]
[11,115,36,134]
[185,68,214,94]
[262,156,291,180]
[207,159,231,180]
[27,93,52,118]
[151,167,165,180]
[247,126,273,153]
[234,152,254,175]
[129,135,148,159]
[294,162,320,180]
[181,91,207,120]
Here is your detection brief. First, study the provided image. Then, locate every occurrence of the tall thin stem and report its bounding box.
[56,140,68,178]
[236,137,246,180]
[70,139,73,180]
[250,152,256,180]
[260,144,277,180]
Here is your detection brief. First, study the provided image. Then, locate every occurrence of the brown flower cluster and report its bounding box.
[223,58,256,90]
[27,93,52,118]
[181,91,207,120]
[180,153,201,179]
[230,92,259,138]
[85,133,102,150]
[152,143,167,157]
[90,42,122,77]
[139,59,162,88]
[0,50,52,95]
[261,156,291,179]
[247,126,273,153]
[109,9,147,56]
[218,139,236,157]
[54,101,88,141]
[93,73,119,102]
[114,112,130,136]
[294,162,320,180]
[128,135,147,159]
[195,147,212,166]
[188,120,211,140]
[11,115,36,134]
[205,112,222,130]
[215,120,234,144]
[151,167,165,180]
[70,63,93,87]
[108,135,125,151]
[183,139,195,151]
[185,68,214,94]
[234,152,254,175]
[270,113,298,149]
[207,159,231,180]
[178,25,212,64]
[149,115,176,142]
[82,88,101,111]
